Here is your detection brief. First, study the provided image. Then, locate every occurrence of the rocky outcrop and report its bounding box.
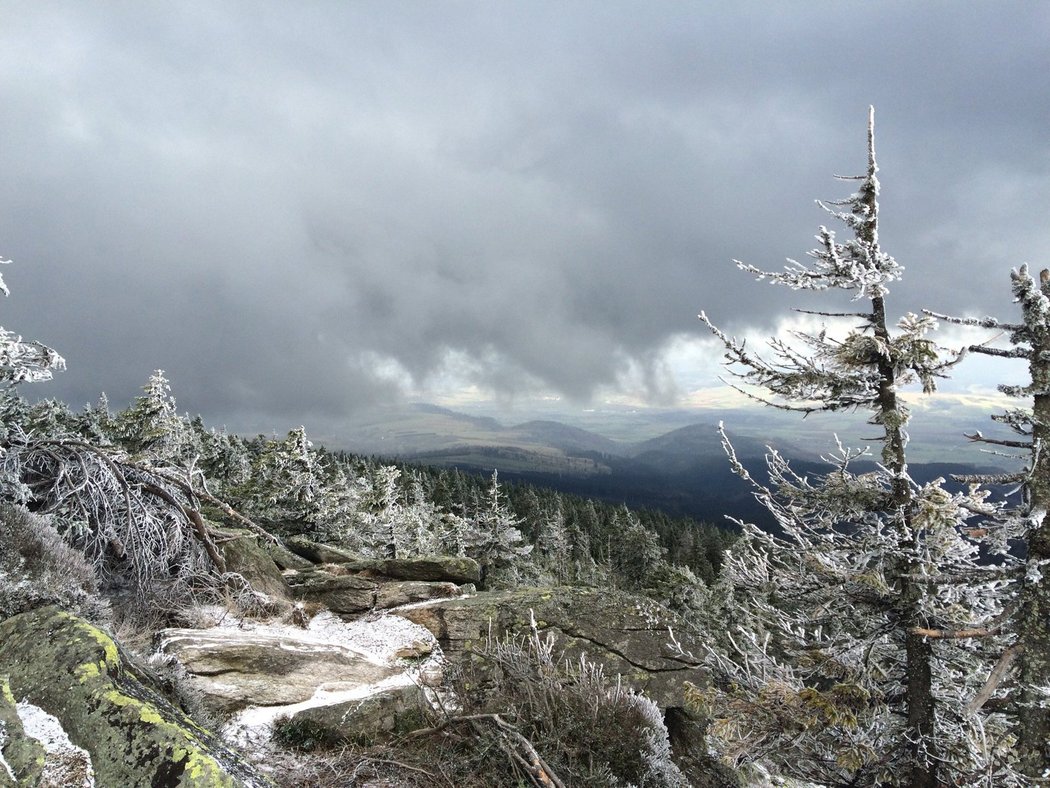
[284,570,378,614]
[281,685,430,747]
[374,580,461,610]
[371,556,481,585]
[283,537,364,566]
[157,627,402,715]
[281,538,481,585]
[277,549,475,617]
[393,586,708,710]
[0,606,269,787]
[0,676,45,787]
[258,538,314,571]
[217,530,296,606]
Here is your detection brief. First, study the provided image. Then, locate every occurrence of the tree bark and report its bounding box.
[871,292,938,787]
[1017,281,1050,775]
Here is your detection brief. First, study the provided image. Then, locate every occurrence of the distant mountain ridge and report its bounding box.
[341,403,790,461]
[336,402,1005,530]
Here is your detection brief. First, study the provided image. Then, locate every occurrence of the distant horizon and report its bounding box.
[316,393,1017,471]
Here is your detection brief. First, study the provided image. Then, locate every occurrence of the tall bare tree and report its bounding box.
[928,264,1050,778]
[696,109,1017,786]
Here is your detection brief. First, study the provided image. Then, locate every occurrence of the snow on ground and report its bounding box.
[16,701,94,787]
[193,605,446,749]
[223,658,441,749]
[197,605,440,665]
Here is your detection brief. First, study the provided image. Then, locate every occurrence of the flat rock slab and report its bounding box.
[158,628,400,714]
[374,556,480,584]
[374,580,462,610]
[279,540,481,585]
[284,537,365,566]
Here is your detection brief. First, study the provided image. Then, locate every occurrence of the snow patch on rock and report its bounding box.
[186,606,445,749]
[16,701,94,788]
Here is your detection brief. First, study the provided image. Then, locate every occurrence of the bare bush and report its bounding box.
[0,430,233,595]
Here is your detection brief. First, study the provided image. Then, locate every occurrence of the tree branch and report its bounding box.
[910,625,1001,640]
[139,481,227,573]
[967,643,1024,715]
[965,432,1033,449]
[968,345,1029,359]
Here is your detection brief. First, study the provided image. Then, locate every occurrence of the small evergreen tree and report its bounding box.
[116,370,192,464]
[358,464,407,558]
[608,507,663,590]
[463,471,532,588]
[695,109,1015,785]
[242,426,325,528]
[536,500,572,583]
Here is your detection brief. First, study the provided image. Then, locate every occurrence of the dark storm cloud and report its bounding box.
[1,2,1048,433]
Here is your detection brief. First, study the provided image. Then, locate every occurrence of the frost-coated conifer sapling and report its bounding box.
[694,109,1019,786]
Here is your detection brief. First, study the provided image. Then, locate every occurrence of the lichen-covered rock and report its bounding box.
[283,570,377,614]
[374,581,462,610]
[261,540,315,571]
[216,529,295,605]
[282,685,430,746]
[375,556,481,585]
[0,606,269,787]
[0,676,45,786]
[158,627,402,715]
[283,537,365,566]
[393,586,707,710]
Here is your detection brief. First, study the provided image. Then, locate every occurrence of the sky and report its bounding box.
[1,2,1049,438]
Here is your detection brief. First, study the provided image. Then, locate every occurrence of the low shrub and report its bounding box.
[363,613,689,788]
[0,503,105,621]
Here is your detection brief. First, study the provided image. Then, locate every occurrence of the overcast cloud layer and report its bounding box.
[2,2,1049,435]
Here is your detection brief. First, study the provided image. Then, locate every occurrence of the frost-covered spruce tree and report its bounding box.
[358,464,408,558]
[242,426,325,528]
[608,506,664,590]
[463,470,532,588]
[927,265,1050,777]
[116,370,193,464]
[696,109,1015,786]
[536,500,572,583]
[356,465,445,558]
